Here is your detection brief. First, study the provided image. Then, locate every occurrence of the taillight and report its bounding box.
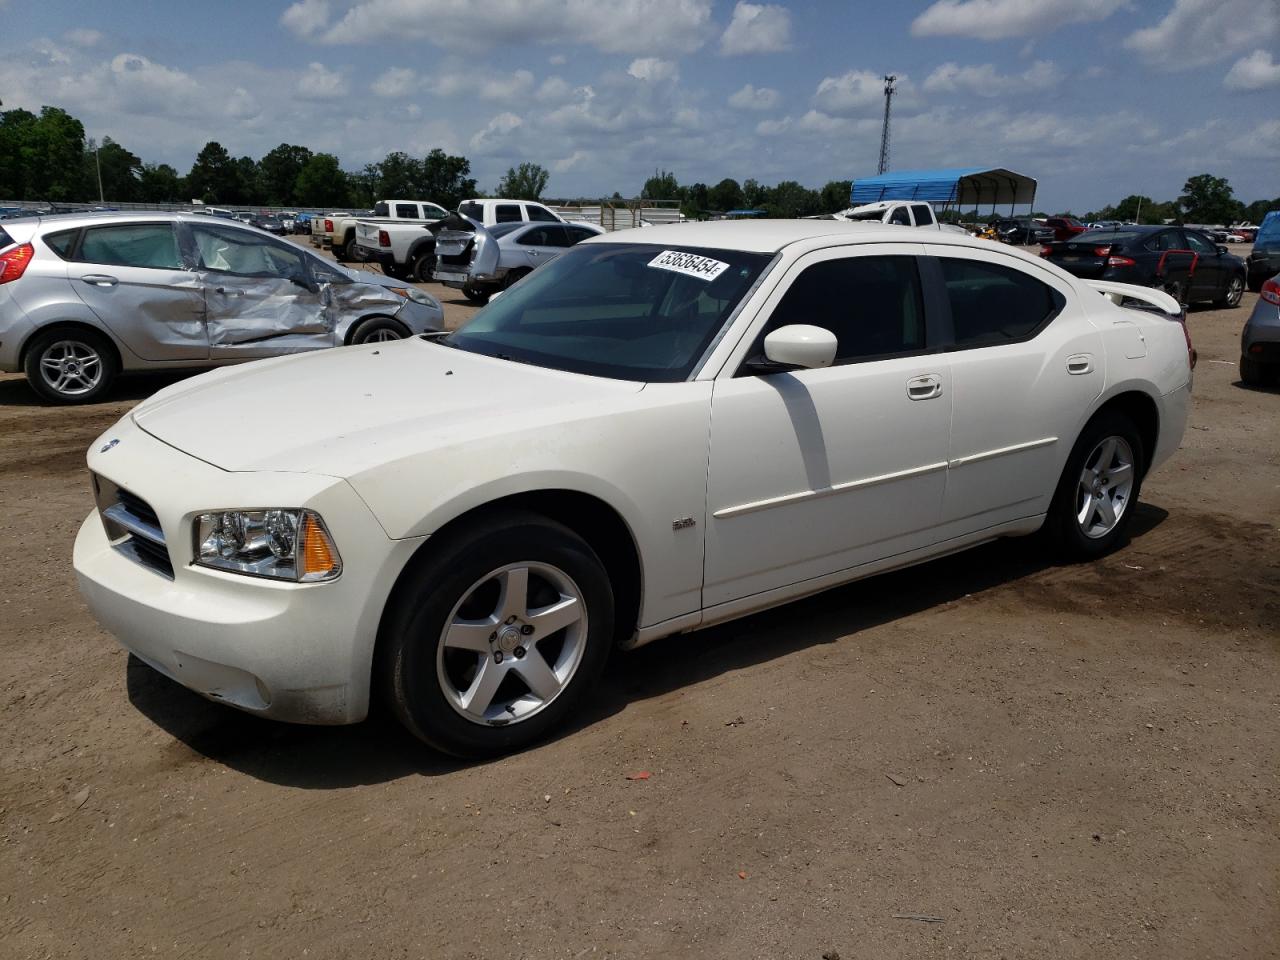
[1107,255,1136,267]
[1093,246,1113,256]
[0,243,34,284]
[1039,245,1053,257]
[378,230,391,247]
[1261,277,1280,306]
[324,218,334,232]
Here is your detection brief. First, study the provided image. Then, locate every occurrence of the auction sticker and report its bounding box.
[648,249,729,281]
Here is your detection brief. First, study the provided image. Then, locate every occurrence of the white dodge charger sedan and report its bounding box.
[74,221,1193,756]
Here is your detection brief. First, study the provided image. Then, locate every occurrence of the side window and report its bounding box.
[424,204,447,219]
[495,204,523,223]
[911,204,935,226]
[1144,231,1178,252]
[526,204,559,222]
[939,257,1063,347]
[566,226,598,244]
[753,255,926,366]
[518,227,551,246]
[190,224,305,279]
[888,206,911,226]
[43,228,79,259]
[458,202,483,220]
[76,224,182,269]
[373,202,389,217]
[540,225,572,247]
[394,203,418,218]
[1183,231,1215,255]
[310,257,350,284]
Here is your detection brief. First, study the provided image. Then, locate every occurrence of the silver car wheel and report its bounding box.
[1225,275,1244,306]
[364,327,402,343]
[1076,435,1135,539]
[38,339,104,397]
[436,562,588,727]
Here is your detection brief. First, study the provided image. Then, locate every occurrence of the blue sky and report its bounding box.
[2,0,1278,211]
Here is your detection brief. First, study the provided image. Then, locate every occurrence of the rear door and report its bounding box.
[186,221,334,359]
[67,222,207,361]
[512,225,569,271]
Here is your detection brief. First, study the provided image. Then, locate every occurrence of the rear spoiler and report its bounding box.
[1084,280,1182,318]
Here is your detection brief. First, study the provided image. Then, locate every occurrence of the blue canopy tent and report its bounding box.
[850,167,1037,215]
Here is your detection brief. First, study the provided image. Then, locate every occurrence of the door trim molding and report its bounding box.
[947,435,1058,469]
[712,460,949,519]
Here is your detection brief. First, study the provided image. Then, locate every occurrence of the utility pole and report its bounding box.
[91,138,104,203]
[877,75,896,176]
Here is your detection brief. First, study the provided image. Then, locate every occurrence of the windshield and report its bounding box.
[444,243,773,382]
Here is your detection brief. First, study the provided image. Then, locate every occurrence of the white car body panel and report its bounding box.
[73,221,1193,726]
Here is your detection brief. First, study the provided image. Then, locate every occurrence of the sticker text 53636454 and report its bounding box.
[647,249,730,282]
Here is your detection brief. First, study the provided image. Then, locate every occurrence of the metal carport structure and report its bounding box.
[850,167,1037,215]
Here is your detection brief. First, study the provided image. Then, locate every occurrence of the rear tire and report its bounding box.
[380,510,614,757]
[1239,356,1267,386]
[23,328,119,405]
[462,283,490,305]
[504,268,531,290]
[382,262,410,281]
[411,252,436,284]
[1045,410,1146,561]
[1247,275,1264,293]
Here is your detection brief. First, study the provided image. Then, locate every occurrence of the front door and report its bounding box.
[187,222,334,359]
[704,245,953,607]
[68,221,207,361]
[1181,230,1225,301]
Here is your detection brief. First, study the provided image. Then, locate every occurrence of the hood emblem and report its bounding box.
[100,438,120,453]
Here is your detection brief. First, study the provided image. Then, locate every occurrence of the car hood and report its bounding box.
[131,337,644,476]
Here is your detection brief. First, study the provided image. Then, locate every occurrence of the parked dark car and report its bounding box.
[1240,271,1280,385]
[1246,211,1280,292]
[251,216,287,236]
[1045,216,1088,242]
[990,217,1054,245]
[1041,225,1246,307]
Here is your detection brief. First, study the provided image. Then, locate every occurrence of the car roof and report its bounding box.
[584,219,983,254]
[16,209,289,232]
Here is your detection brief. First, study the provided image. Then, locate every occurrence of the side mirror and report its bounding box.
[763,324,837,369]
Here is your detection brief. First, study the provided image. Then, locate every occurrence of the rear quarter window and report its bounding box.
[42,228,78,258]
[0,226,13,251]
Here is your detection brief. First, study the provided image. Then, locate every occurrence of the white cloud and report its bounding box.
[536,76,574,102]
[923,59,1061,96]
[549,53,567,65]
[720,2,792,55]
[627,57,679,83]
[297,61,348,99]
[911,0,1116,40]
[64,29,103,48]
[285,0,714,55]
[728,83,781,110]
[371,66,416,97]
[435,67,534,100]
[280,0,331,38]
[553,150,588,172]
[470,111,523,153]
[1224,49,1280,90]
[1124,0,1280,68]
[812,70,893,115]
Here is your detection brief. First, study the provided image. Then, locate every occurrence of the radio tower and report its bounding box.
[877,75,896,175]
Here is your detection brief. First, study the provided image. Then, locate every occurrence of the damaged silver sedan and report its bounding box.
[0,211,444,403]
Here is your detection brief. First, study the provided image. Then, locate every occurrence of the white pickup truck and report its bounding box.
[323,200,448,262]
[356,198,565,282]
[820,200,969,234]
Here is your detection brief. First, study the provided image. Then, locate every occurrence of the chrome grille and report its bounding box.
[92,474,174,579]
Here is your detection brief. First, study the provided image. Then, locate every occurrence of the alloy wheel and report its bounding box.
[436,562,588,726]
[1226,276,1244,307]
[38,340,103,397]
[1076,435,1135,539]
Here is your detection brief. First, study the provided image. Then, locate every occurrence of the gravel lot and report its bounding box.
[1,245,1277,959]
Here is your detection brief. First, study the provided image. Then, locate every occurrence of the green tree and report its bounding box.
[27,107,88,201]
[0,108,40,199]
[497,162,550,200]
[1243,197,1280,224]
[682,182,709,217]
[87,137,143,202]
[374,151,421,198]
[294,153,349,207]
[259,143,313,205]
[641,169,679,200]
[233,155,263,204]
[418,148,476,209]
[819,179,852,213]
[708,177,744,212]
[741,178,768,209]
[764,180,821,218]
[138,163,184,203]
[1178,174,1243,224]
[186,141,238,203]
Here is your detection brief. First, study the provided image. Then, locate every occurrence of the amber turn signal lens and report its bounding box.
[300,513,340,579]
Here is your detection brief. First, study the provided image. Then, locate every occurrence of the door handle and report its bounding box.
[80,274,118,287]
[213,287,244,296]
[1066,354,1094,375]
[906,374,943,400]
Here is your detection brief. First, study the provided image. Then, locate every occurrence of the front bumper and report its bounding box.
[72,418,425,724]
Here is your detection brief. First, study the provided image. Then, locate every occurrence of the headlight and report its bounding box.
[194,509,341,582]
[388,286,437,307]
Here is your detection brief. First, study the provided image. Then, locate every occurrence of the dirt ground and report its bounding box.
[1,247,1277,960]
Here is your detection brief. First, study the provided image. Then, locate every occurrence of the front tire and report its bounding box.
[1214,273,1244,308]
[381,511,614,757]
[350,316,410,344]
[23,328,119,405]
[461,283,490,305]
[1045,411,1146,560]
